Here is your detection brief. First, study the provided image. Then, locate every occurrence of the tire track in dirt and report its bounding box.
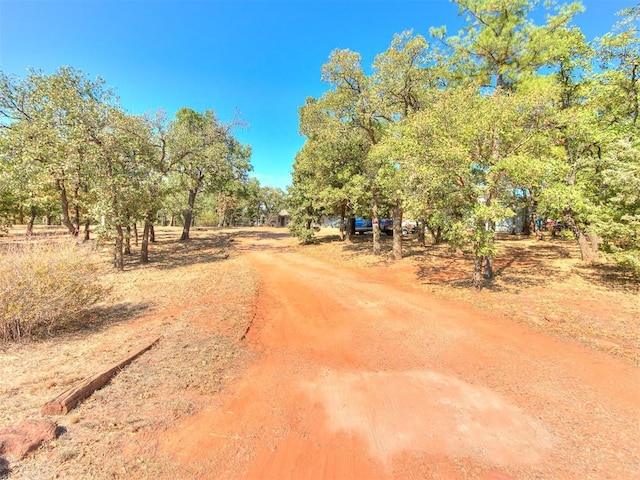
[160,231,640,479]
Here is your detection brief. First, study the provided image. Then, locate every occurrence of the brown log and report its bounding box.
[42,336,161,415]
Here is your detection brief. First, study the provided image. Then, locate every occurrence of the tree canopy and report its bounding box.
[291,0,640,284]
[0,68,262,269]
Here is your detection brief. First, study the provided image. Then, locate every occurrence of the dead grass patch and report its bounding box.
[1,226,258,479]
[0,239,109,342]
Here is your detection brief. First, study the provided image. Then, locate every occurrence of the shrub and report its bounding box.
[0,216,9,237]
[613,251,640,278]
[0,239,108,342]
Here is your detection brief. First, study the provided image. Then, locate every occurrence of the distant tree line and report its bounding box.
[290,0,640,286]
[0,67,285,269]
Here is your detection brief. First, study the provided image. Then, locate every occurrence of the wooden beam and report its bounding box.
[42,336,161,415]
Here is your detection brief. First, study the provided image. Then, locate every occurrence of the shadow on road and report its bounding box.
[228,228,297,254]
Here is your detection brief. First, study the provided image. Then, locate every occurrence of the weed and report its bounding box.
[0,239,109,342]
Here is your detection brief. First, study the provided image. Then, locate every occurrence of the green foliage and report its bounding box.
[438,0,584,89]
[0,167,14,235]
[0,240,108,342]
[612,251,640,277]
[288,220,319,245]
[166,108,252,238]
[0,68,256,264]
[293,0,640,283]
[0,67,114,235]
[3,0,640,282]
[258,186,287,225]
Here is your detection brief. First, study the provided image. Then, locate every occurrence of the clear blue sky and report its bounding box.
[0,0,636,190]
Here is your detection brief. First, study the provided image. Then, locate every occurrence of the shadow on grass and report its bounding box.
[0,457,9,479]
[574,262,639,292]
[51,301,152,339]
[122,228,299,268]
[414,238,577,291]
[123,235,232,271]
[311,233,344,245]
[229,228,291,240]
[415,247,474,289]
[342,236,375,253]
[339,233,415,254]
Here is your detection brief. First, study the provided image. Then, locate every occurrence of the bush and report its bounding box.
[0,239,108,342]
[0,216,9,237]
[613,251,640,278]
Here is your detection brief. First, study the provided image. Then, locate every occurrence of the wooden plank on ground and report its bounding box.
[42,336,161,415]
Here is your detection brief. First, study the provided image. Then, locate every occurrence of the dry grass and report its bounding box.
[0,239,108,342]
[1,226,258,479]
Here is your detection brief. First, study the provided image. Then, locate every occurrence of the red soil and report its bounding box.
[160,230,640,479]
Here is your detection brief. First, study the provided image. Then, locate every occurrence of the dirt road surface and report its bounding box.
[161,230,640,479]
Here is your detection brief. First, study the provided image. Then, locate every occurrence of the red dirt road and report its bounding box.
[162,230,640,479]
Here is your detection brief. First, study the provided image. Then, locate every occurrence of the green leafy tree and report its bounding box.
[590,6,640,272]
[88,108,160,269]
[259,185,287,226]
[293,97,370,242]
[235,177,262,225]
[0,67,114,236]
[167,108,252,241]
[434,0,584,89]
[320,49,390,253]
[388,84,558,286]
[372,31,439,259]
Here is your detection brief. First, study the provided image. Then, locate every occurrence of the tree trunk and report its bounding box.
[522,202,531,236]
[473,255,484,289]
[218,204,227,228]
[530,199,540,238]
[392,200,402,261]
[426,221,442,245]
[576,233,598,262]
[576,232,601,263]
[484,256,494,280]
[339,202,346,241]
[417,218,426,247]
[141,215,152,264]
[586,233,601,258]
[150,224,156,243]
[83,219,90,241]
[346,217,355,243]
[131,223,137,246]
[57,179,78,236]
[180,189,197,241]
[26,206,37,237]
[564,215,600,262]
[124,225,132,255]
[74,200,81,233]
[372,196,381,255]
[114,225,124,270]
